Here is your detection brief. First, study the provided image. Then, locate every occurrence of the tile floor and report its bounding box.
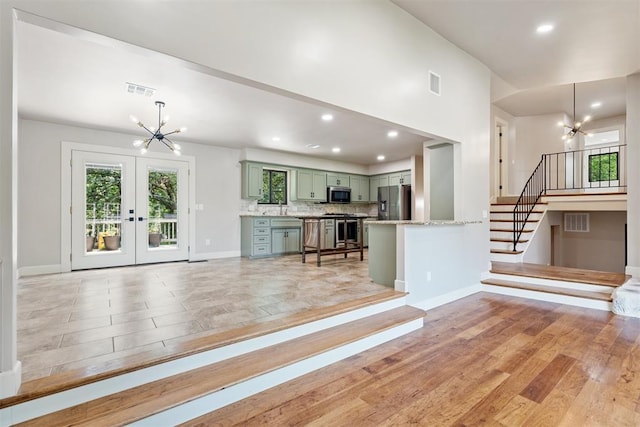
[17,251,386,382]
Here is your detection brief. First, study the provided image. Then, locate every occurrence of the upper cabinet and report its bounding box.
[292,169,327,201]
[349,175,370,202]
[241,162,264,199]
[326,172,349,187]
[389,171,411,186]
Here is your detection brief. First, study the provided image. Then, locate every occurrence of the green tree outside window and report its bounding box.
[259,169,287,204]
[589,153,618,182]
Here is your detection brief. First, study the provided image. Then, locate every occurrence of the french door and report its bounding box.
[71,150,189,270]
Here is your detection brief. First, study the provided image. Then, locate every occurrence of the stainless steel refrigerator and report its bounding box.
[378,185,411,220]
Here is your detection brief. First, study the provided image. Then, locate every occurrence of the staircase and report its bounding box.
[0,293,425,425]
[490,196,547,262]
[482,261,629,311]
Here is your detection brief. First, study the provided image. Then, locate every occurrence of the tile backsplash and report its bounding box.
[240,199,377,217]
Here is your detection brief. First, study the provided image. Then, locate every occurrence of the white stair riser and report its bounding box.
[490,222,537,232]
[490,212,543,221]
[490,253,524,263]
[487,273,616,293]
[491,241,527,251]
[490,231,533,240]
[482,284,611,311]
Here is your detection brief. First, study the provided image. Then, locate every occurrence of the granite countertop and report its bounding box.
[240,213,372,218]
[365,219,482,225]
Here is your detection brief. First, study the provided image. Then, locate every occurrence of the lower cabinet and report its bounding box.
[271,228,301,255]
[241,217,302,258]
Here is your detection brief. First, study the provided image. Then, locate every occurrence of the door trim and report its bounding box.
[61,141,196,272]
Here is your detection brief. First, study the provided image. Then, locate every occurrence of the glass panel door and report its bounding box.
[135,157,189,264]
[71,151,136,269]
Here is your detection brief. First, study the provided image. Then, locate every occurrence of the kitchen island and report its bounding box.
[298,215,365,266]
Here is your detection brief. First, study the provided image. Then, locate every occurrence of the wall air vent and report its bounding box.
[125,82,155,97]
[429,71,441,96]
[564,213,589,232]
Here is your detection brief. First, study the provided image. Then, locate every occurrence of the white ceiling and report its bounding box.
[17,21,429,166]
[17,2,640,164]
[394,0,639,120]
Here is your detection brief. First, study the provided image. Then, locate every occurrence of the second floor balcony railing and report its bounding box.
[543,144,627,193]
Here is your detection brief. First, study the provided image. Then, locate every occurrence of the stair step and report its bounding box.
[491,249,523,255]
[490,228,532,233]
[18,306,425,426]
[491,238,529,243]
[481,278,613,302]
[491,219,539,223]
[491,261,629,287]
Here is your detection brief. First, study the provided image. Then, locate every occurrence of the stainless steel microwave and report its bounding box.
[327,186,351,203]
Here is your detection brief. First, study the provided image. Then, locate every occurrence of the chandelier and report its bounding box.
[130,101,186,155]
[559,83,592,142]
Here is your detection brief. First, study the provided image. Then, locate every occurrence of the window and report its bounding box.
[259,169,287,204]
[589,152,618,182]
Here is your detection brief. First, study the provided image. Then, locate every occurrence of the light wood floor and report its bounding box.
[185,292,640,426]
[17,252,384,382]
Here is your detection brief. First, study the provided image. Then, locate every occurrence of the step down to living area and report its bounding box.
[7,305,425,426]
[490,249,523,255]
[483,261,629,311]
[481,278,613,301]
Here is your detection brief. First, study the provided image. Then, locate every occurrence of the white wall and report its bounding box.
[582,114,626,133]
[627,74,640,277]
[512,113,568,192]
[242,148,370,175]
[404,223,485,308]
[18,119,242,269]
[522,214,551,265]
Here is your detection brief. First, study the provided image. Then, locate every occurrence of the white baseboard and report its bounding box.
[189,250,241,262]
[0,361,21,399]
[411,284,483,311]
[626,265,640,278]
[18,264,63,278]
[394,279,406,292]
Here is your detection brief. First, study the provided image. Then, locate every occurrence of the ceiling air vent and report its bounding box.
[429,71,441,96]
[564,213,589,232]
[125,82,155,97]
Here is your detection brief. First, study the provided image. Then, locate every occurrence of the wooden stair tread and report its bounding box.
[2,290,405,409]
[18,306,426,426]
[491,238,529,243]
[491,249,523,255]
[491,261,629,287]
[491,228,532,233]
[491,219,539,223]
[490,210,545,214]
[481,278,613,302]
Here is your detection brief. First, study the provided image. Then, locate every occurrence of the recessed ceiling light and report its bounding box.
[387,130,398,138]
[306,144,320,149]
[377,155,385,161]
[321,114,334,121]
[272,136,281,141]
[332,147,341,153]
[591,101,602,109]
[536,24,554,34]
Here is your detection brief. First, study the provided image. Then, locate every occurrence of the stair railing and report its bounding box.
[511,144,626,252]
[513,156,545,252]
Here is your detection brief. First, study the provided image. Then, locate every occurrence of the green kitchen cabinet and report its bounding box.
[326,172,349,187]
[293,169,327,201]
[241,162,264,199]
[271,228,301,254]
[349,175,370,202]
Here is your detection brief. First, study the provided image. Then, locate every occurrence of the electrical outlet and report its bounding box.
[427,272,432,281]
[482,210,487,219]
[205,238,211,246]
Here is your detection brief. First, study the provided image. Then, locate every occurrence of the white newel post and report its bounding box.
[0,3,21,399]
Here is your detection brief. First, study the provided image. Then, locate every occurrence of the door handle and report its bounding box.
[138,217,147,221]
[128,217,135,222]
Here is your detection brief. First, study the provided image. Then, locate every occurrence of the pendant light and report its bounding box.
[130,101,186,155]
